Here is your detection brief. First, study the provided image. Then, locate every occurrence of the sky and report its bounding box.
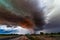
[36,0,60,33]
[0,0,60,34]
[0,25,32,34]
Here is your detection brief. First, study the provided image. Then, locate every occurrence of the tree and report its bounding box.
[40,32,44,35]
[45,33,49,35]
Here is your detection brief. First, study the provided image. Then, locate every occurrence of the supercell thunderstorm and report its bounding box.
[0,0,49,34]
[0,0,59,34]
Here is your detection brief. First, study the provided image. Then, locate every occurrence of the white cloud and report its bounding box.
[0,25,32,34]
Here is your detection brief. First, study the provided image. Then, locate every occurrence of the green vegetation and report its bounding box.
[0,32,60,40]
[40,32,60,36]
[0,34,20,38]
[0,32,60,36]
[0,34,19,36]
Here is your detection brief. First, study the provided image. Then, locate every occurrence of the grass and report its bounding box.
[0,34,19,38]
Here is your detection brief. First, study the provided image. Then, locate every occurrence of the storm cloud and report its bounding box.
[0,0,46,32]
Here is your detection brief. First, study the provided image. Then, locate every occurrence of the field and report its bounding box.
[0,34,60,40]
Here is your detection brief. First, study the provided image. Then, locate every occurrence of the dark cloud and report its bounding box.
[0,0,46,31]
[10,0,46,30]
